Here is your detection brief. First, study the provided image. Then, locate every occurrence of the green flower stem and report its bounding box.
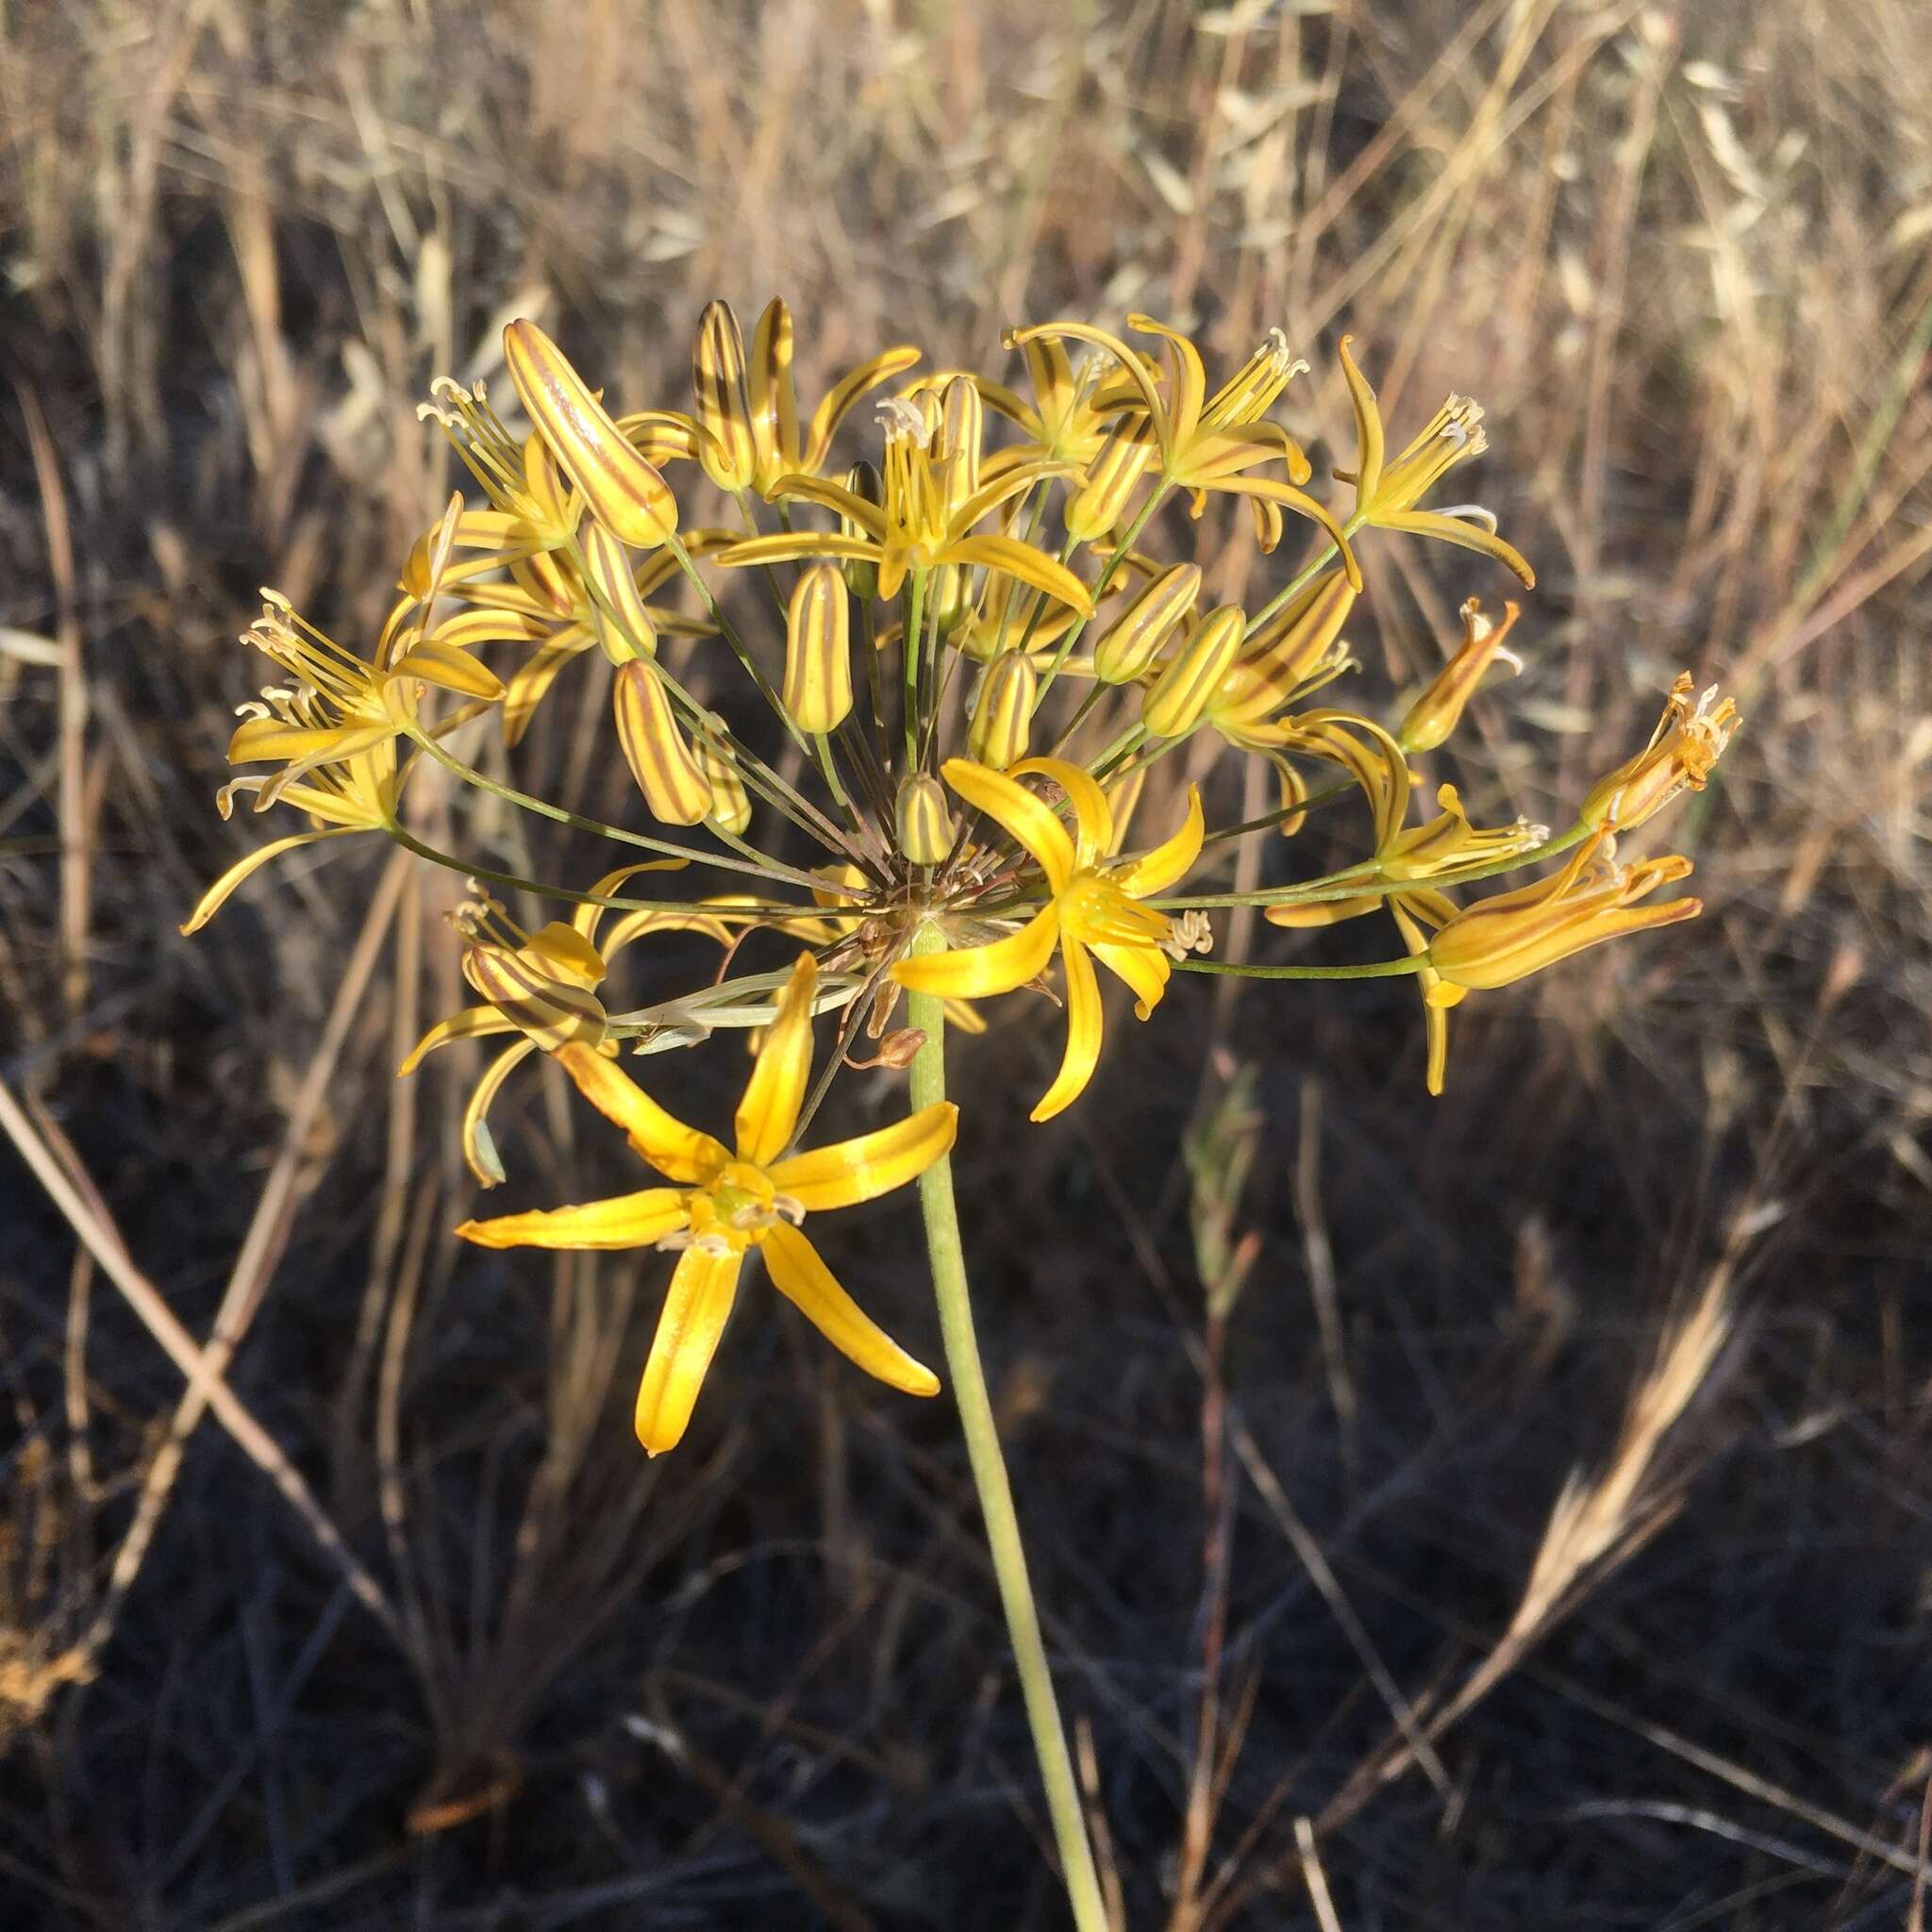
[902,569,927,774]
[1241,506,1369,642]
[1170,954,1427,979]
[905,926,1108,1932]
[383,824,800,919]
[1031,488,1168,716]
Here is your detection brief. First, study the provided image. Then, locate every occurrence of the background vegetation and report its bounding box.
[3,1,1929,1925]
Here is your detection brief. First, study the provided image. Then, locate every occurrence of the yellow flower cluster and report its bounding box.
[185,302,1734,1450]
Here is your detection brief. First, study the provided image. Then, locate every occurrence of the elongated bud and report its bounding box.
[782,564,853,732]
[1397,597,1522,753]
[612,660,709,825]
[462,932,608,1053]
[503,319,678,550]
[696,731,752,835]
[1065,418,1156,541]
[1142,605,1246,740]
[1240,570,1357,699]
[579,523,658,663]
[840,461,883,600]
[692,300,757,491]
[895,773,955,865]
[939,376,982,502]
[1093,561,1200,683]
[1578,671,1739,831]
[967,650,1036,770]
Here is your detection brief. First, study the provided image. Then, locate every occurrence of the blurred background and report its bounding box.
[3,1,1930,1925]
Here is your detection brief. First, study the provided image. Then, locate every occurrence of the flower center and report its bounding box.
[679,1161,805,1256]
[1059,870,1173,948]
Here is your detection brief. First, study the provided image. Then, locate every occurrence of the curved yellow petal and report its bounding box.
[941,534,1094,616]
[939,758,1074,889]
[716,531,879,573]
[1107,784,1203,899]
[1126,314,1206,450]
[460,1037,541,1187]
[455,1184,690,1250]
[768,1102,958,1211]
[553,1041,729,1184]
[769,472,888,536]
[1030,937,1104,1122]
[802,344,924,475]
[1208,475,1363,591]
[735,955,817,1164]
[573,858,689,940]
[397,1006,519,1076]
[760,1223,940,1397]
[180,827,358,936]
[1338,336,1385,509]
[891,904,1061,1001]
[1009,320,1170,463]
[634,1245,744,1455]
[1008,757,1112,866]
[1375,510,1536,588]
[1090,940,1170,1021]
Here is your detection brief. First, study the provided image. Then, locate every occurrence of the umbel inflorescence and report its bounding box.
[185,302,1736,1455]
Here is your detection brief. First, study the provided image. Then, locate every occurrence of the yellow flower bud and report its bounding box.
[782,563,853,733]
[967,650,1036,771]
[1065,418,1156,542]
[693,299,757,491]
[939,375,982,503]
[840,461,884,601]
[1578,672,1739,832]
[1397,597,1523,753]
[1425,831,1700,998]
[696,732,752,836]
[1141,605,1245,740]
[578,523,657,664]
[612,659,709,825]
[502,319,678,550]
[1092,562,1201,684]
[1239,571,1357,705]
[461,929,608,1054]
[896,773,955,865]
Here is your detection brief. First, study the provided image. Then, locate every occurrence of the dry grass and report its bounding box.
[3,1,1930,1925]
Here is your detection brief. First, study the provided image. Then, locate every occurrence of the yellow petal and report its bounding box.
[634,1245,744,1455]
[1090,940,1170,1020]
[455,1184,690,1250]
[735,955,817,1164]
[1008,757,1112,865]
[1030,937,1103,1122]
[1108,784,1204,898]
[768,1102,958,1211]
[553,1041,729,1184]
[460,1037,540,1187]
[179,827,358,935]
[1376,510,1536,587]
[941,534,1094,616]
[802,344,924,475]
[1209,476,1362,591]
[939,758,1074,890]
[1338,336,1385,509]
[717,531,879,574]
[891,904,1061,1001]
[760,1223,940,1398]
[1008,321,1169,462]
[502,320,677,550]
[1126,314,1207,449]
[387,639,505,699]
[397,1006,519,1076]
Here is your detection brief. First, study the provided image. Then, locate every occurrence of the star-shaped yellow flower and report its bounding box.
[891,757,1205,1122]
[457,955,957,1455]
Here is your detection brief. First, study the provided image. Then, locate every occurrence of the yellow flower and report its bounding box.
[969,331,1163,474]
[891,758,1204,1121]
[623,297,922,500]
[502,319,679,550]
[720,391,1089,610]
[458,956,957,1455]
[1397,596,1524,753]
[1007,315,1360,579]
[399,866,730,1186]
[1424,829,1701,1001]
[183,591,500,934]
[1336,337,1536,586]
[1579,672,1739,831]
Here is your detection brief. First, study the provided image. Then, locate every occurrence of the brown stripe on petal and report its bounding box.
[503,321,678,550]
[613,660,710,825]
